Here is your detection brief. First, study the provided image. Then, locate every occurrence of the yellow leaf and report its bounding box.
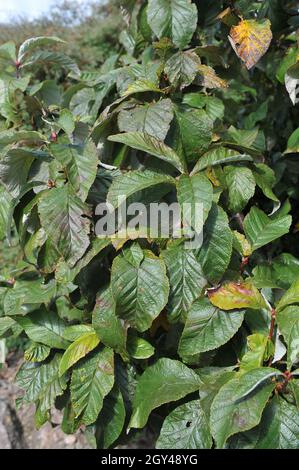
[208,280,267,310]
[206,167,221,186]
[233,231,253,257]
[217,7,231,21]
[197,64,228,89]
[59,332,100,376]
[238,333,270,376]
[229,19,272,70]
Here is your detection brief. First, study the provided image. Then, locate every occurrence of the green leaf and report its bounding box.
[147,0,198,49]
[208,280,267,311]
[123,242,144,267]
[165,51,201,89]
[179,298,245,357]
[174,107,213,160]
[252,253,299,290]
[252,265,277,289]
[161,242,207,323]
[0,185,12,240]
[118,99,174,141]
[276,47,298,84]
[129,358,201,429]
[139,3,152,41]
[276,305,299,367]
[29,79,62,106]
[50,140,98,201]
[0,148,35,198]
[290,381,299,409]
[24,342,51,362]
[107,169,176,209]
[60,400,81,434]
[92,287,127,355]
[276,306,299,342]
[119,30,136,56]
[62,325,95,342]
[183,93,225,121]
[108,132,186,173]
[69,87,95,117]
[34,402,50,430]
[197,204,233,283]
[70,347,114,425]
[238,334,271,375]
[156,400,212,449]
[224,165,256,212]
[16,354,67,412]
[93,386,126,449]
[0,316,17,338]
[127,334,155,359]
[0,130,45,146]
[4,279,56,316]
[222,127,264,155]
[57,109,75,135]
[18,36,65,62]
[197,368,236,419]
[0,41,16,61]
[177,173,213,232]
[2,7,298,450]
[38,184,91,267]
[276,278,299,312]
[253,163,278,202]
[121,79,162,98]
[287,323,299,368]
[111,248,169,332]
[14,308,69,349]
[191,147,253,174]
[244,207,292,251]
[21,50,80,75]
[264,397,299,448]
[244,101,268,130]
[59,332,100,376]
[210,367,277,448]
[286,127,299,153]
[229,396,299,449]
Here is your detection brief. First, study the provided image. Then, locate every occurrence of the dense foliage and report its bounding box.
[1,0,299,449]
[0,0,124,69]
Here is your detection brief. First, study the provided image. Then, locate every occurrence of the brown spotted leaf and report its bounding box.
[229,19,272,70]
[196,65,228,89]
[208,280,267,311]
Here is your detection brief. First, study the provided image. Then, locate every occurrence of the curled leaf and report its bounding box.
[197,65,228,89]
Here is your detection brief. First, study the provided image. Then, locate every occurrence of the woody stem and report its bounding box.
[268,308,276,341]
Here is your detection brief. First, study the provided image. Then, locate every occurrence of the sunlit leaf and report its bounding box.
[208,280,267,311]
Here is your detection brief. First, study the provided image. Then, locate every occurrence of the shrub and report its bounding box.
[0,0,124,69]
[0,0,299,449]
